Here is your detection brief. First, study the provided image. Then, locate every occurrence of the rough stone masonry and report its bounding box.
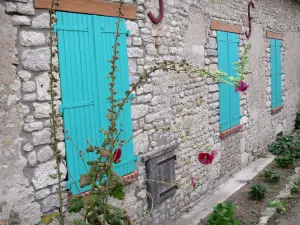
[1,0,300,224]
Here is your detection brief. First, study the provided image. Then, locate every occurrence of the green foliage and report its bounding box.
[268,135,300,159]
[261,169,281,183]
[68,197,84,213]
[248,184,267,201]
[290,178,300,193]
[295,113,300,130]
[268,200,286,213]
[207,202,240,225]
[275,156,295,168]
[41,212,59,225]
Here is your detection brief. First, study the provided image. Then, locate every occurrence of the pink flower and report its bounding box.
[191,177,196,189]
[113,149,122,163]
[198,150,216,165]
[235,81,249,92]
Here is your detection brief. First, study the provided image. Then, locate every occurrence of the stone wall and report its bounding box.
[1,0,300,225]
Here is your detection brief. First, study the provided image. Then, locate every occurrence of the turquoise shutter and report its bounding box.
[217,31,240,131]
[228,33,240,127]
[56,12,135,195]
[270,39,278,108]
[217,31,231,131]
[275,40,283,107]
[93,15,135,176]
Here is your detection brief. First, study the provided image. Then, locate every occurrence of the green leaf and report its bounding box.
[111,217,123,225]
[110,185,125,200]
[41,212,59,225]
[73,220,90,225]
[68,196,84,213]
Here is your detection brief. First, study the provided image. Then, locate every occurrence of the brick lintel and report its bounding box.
[220,124,243,140]
[271,105,283,115]
[211,20,243,34]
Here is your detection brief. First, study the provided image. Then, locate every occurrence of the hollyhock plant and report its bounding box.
[235,80,249,92]
[113,149,122,163]
[198,150,216,165]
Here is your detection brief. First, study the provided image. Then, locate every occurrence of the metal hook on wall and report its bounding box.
[245,1,255,39]
[148,0,164,24]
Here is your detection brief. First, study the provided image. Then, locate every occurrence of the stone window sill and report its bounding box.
[271,105,283,115]
[76,171,138,197]
[220,124,243,140]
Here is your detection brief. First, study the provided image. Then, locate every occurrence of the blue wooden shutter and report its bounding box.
[217,31,231,131]
[275,40,283,107]
[270,39,278,108]
[228,33,240,127]
[56,12,135,195]
[217,31,240,131]
[93,15,135,176]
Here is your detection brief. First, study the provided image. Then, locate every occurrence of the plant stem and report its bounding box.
[102,1,124,224]
[49,1,64,224]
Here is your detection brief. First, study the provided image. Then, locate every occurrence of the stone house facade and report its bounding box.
[1,0,300,224]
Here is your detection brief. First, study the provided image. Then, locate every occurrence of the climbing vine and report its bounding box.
[46,0,251,224]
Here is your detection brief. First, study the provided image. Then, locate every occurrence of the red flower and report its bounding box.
[198,150,216,165]
[113,149,122,163]
[191,177,196,189]
[235,80,249,92]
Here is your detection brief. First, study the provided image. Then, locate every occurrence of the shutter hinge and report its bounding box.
[134,155,140,162]
[126,30,131,37]
[59,104,64,115]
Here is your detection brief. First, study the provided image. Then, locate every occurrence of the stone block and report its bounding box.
[22,81,36,92]
[5,2,17,13]
[31,12,50,29]
[16,2,35,15]
[24,122,43,132]
[28,151,37,167]
[33,102,51,118]
[206,49,217,57]
[23,93,36,102]
[37,146,54,163]
[21,48,50,71]
[20,31,45,46]
[23,143,33,152]
[133,132,149,154]
[18,70,31,81]
[128,47,144,58]
[133,37,142,45]
[36,72,50,101]
[32,161,67,190]
[11,15,31,26]
[32,128,51,146]
[41,194,59,213]
[35,188,51,200]
[131,104,148,119]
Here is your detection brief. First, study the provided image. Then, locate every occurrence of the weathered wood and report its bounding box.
[266,31,283,40]
[146,149,176,206]
[34,0,137,20]
[211,20,243,34]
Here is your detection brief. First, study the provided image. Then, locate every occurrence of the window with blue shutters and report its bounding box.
[270,39,283,109]
[56,12,135,195]
[217,31,240,132]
